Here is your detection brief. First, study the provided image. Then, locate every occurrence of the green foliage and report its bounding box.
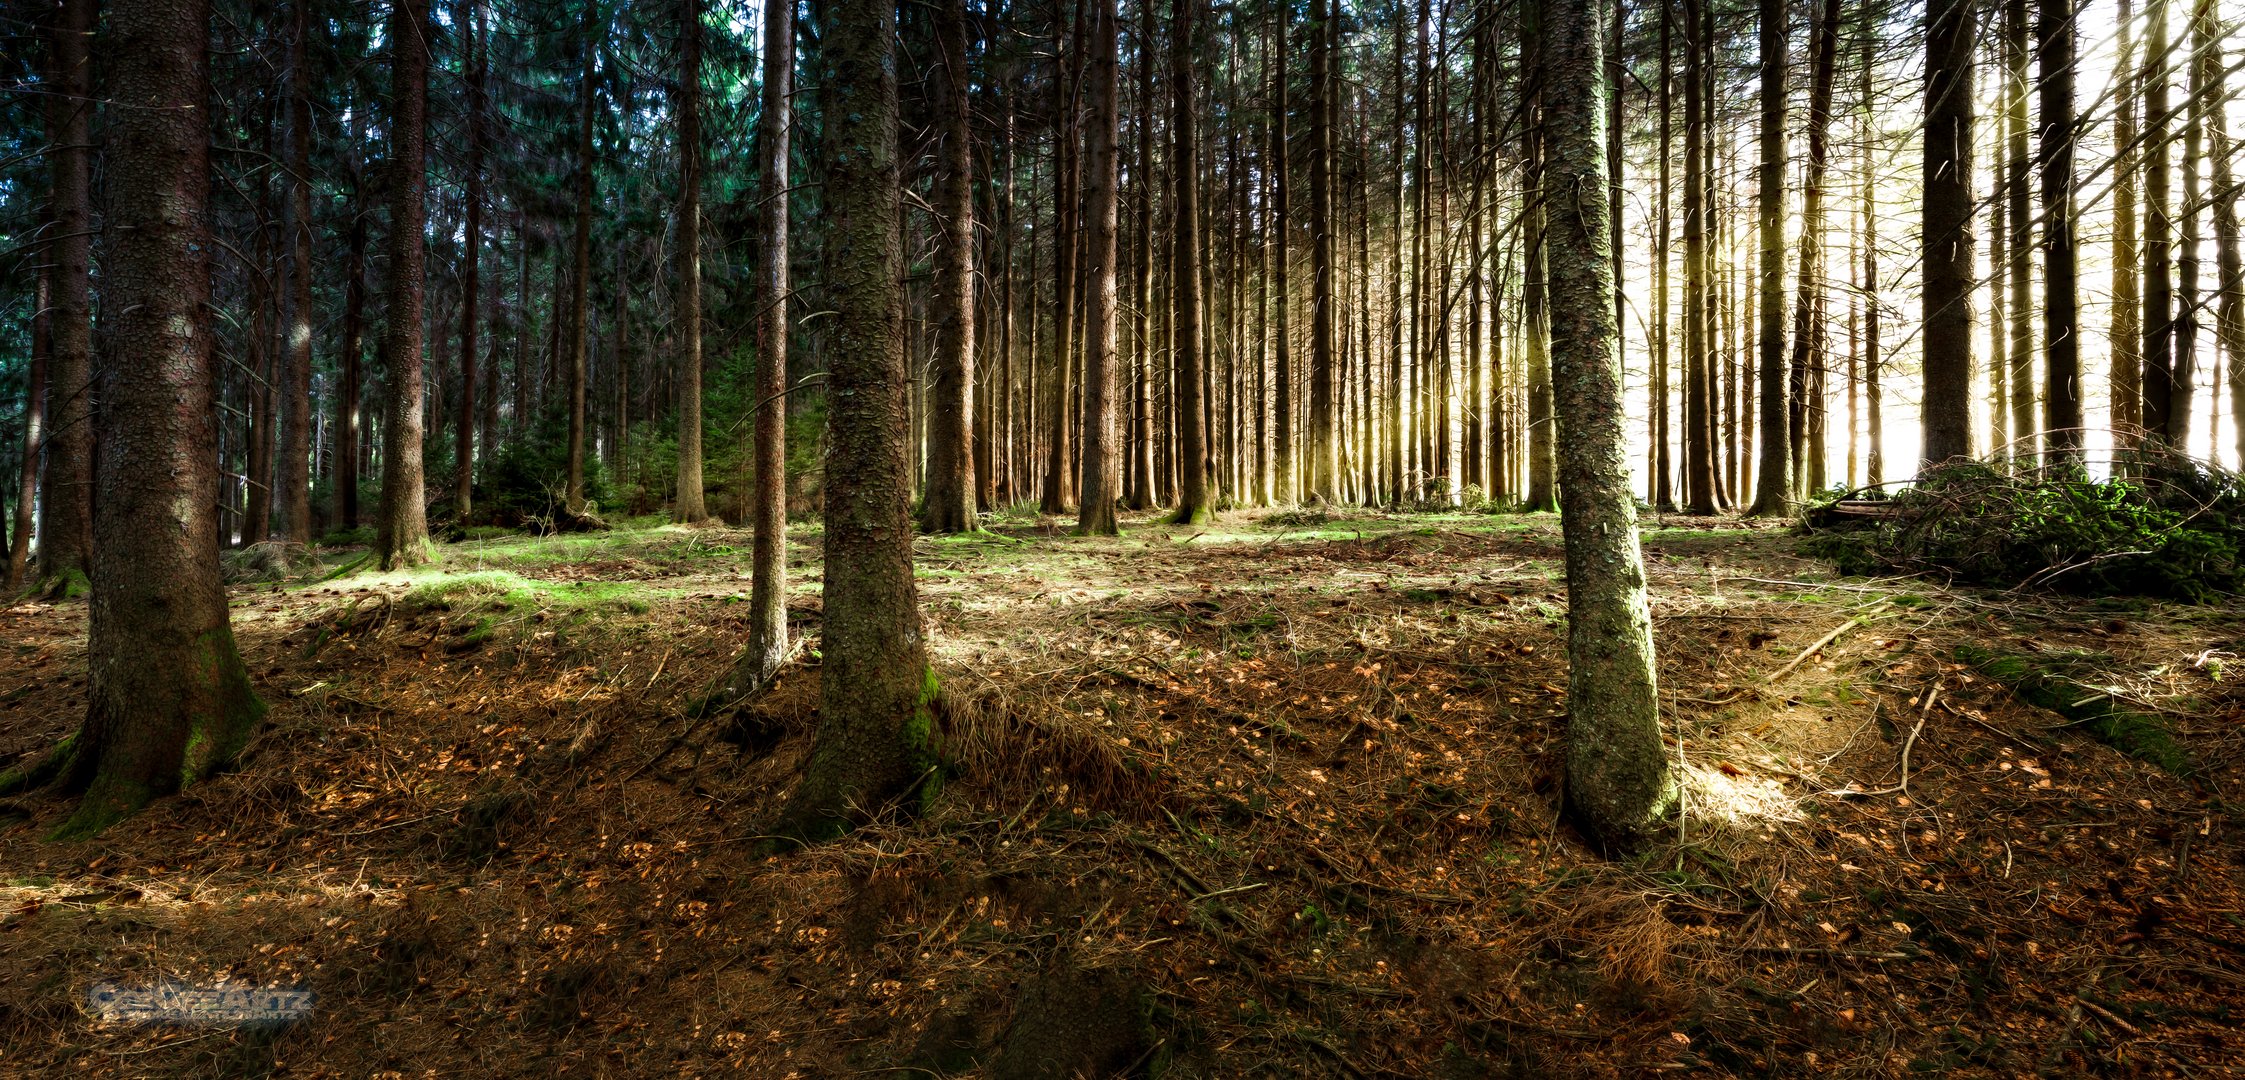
[480,404,615,523]
[1801,453,2245,601]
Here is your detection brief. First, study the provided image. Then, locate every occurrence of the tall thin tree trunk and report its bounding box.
[2174,0,2205,449]
[1748,0,1792,515]
[737,0,793,691]
[2113,0,2144,447]
[1270,0,1292,505]
[1543,0,1672,851]
[1077,0,1122,534]
[1921,0,1977,465]
[565,17,598,513]
[1861,1,1883,483]
[375,0,434,568]
[37,0,93,587]
[2004,0,2035,457]
[2142,0,2177,443]
[7,270,47,591]
[279,0,317,543]
[1681,0,1714,511]
[1307,0,1336,500]
[2203,0,2245,463]
[1041,9,1082,515]
[674,0,710,522]
[1653,0,1673,509]
[923,0,980,533]
[1170,0,1212,522]
[2040,0,2082,457]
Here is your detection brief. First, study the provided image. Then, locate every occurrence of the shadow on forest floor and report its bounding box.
[3,507,2245,1076]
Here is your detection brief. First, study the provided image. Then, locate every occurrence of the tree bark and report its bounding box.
[7,269,46,592]
[2004,0,2035,458]
[1076,0,1122,534]
[2203,0,2245,464]
[2142,0,2177,444]
[780,0,934,841]
[1920,0,1976,466]
[7,0,267,839]
[2113,0,2144,446]
[279,0,318,543]
[376,0,435,568]
[737,0,793,691]
[924,0,981,533]
[1307,0,1336,500]
[37,0,94,587]
[1543,0,1672,851]
[1169,0,1212,522]
[2039,0,2082,457]
[1040,9,1082,515]
[1680,0,1714,512]
[675,0,710,522]
[1270,0,1292,505]
[1747,0,1792,515]
[566,16,598,514]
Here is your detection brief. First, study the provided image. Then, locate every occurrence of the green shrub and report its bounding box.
[480,404,615,523]
[1801,451,2245,601]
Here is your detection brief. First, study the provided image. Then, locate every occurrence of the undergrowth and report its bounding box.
[1800,449,2245,600]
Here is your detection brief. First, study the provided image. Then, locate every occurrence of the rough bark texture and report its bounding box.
[1169,0,1211,524]
[1542,0,1673,851]
[375,0,435,569]
[2038,0,2081,456]
[1075,0,1122,535]
[675,0,709,523]
[737,0,792,691]
[1747,0,1790,515]
[456,0,486,523]
[1920,0,1976,466]
[43,0,266,839]
[38,0,94,586]
[923,0,980,534]
[280,0,318,543]
[779,0,934,840]
[1306,0,1336,501]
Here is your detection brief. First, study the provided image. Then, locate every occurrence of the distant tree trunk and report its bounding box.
[2204,0,2245,463]
[2112,0,2144,446]
[375,0,435,569]
[924,0,980,534]
[736,0,792,690]
[2174,0,2205,451]
[7,270,46,592]
[0,0,267,839]
[778,0,933,841]
[278,0,317,543]
[37,0,93,587]
[2039,0,2081,457]
[1653,0,1673,509]
[1860,1,1883,483]
[337,107,368,531]
[1784,0,1842,501]
[1169,0,1212,523]
[1920,0,1976,466]
[1542,0,1672,851]
[1384,9,1405,504]
[674,0,709,522]
[1128,15,1156,509]
[565,19,597,513]
[1269,0,1292,505]
[1041,12,1082,516]
[2142,0,2177,444]
[1747,0,1791,515]
[1077,0,1122,534]
[1307,0,1336,500]
[1681,0,1714,511]
[2004,0,2035,458]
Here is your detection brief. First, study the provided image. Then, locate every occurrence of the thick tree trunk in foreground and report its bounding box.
[0,0,266,839]
[673,0,709,523]
[736,0,793,691]
[779,0,934,841]
[39,0,94,587]
[280,0,318,543]
[923,0,980,534]
[1542,0,1672,851]
[2039,0,2081,457]
[375,0,435,568]
[1920,0,1976,466]
[1169,0,1212,523]
[1076,0,1122,535]
[1747,0,1790,515]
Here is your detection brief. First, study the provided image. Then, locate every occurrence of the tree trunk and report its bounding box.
[1920,0,1976,466]
[1747,0,1792,515]
[1542,0,1672,851]
[674,0,709,522]
[279,0,317,543]
[1653,0,1673,509]
[1041,10,1082,516]
[1270,0,1292,505]
[1861,2,1883,484]
[375,0,435,568]
[1075,0,1122,534]
[2039,0,2082,457]
[2174,0,2205,451]
[2004,0,2035,458]
[924,0,981,533]
[2112,0,2144,447]
[7,269,46,592]
[736,0,793,691]
[566,18,598,514]
[1169,0,1212,522]
[337,106,368,530]
[4,0,267,839]
[1680,0,1713,512]
[37,0,94,587]
[2142,0,2177,444]
[1307,0,1336,500]
[780,0,934,840]
[2204,0,2245,464]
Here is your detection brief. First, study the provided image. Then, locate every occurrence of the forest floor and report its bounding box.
[3,506,2245,1077]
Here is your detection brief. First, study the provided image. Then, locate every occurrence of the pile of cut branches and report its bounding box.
[1801,447,2245,600]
